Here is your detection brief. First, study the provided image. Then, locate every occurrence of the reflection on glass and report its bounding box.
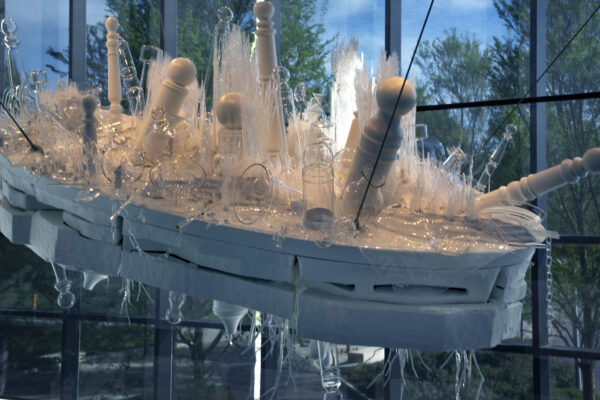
[174,326,255,398]
[6,0,69,88]
[79,322,154,399]
[549,244,600,353]
[0,236,59,311]
[86,0,160,106]
[0,317,61,399]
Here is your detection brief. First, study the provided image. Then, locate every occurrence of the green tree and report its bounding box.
[279,0,333,106]
[494,2,600,399]
[415,29,492,160]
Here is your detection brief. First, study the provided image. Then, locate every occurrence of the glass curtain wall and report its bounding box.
[0,0,599,399]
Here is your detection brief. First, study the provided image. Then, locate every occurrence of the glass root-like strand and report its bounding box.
[316,341,343,399]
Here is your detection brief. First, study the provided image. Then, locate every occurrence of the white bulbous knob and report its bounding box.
[105,17,119,33]
[376,76,416,117]
[583,147,600,174]
[166,57,197,87]
[253,1,274,20]
[215,92,242,129]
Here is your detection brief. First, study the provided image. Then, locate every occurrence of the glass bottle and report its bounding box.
[442,147,467,174]
[1,18,28,113]
[166,291,186,325]
[51,263,76,310]
[139,45,163,99]
[342,164,384,220]
[118,37,144,115]
[474,123,516,192]
[317,341,343,400]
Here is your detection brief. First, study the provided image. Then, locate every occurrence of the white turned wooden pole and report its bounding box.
[135,57,197,149]
[105,17,122,120]
[253,1,286,156]
[345,77,416,186]
[476,147,600,211]
[253,1,278,83]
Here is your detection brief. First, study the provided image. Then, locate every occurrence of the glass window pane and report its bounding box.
[320,0,385,72]
[403,350,532,398]
[546,2,600,95]
[79,321,154,399]
[174,325,255,398]
[406,0,530,105]
[0,316,61,399]
[5,0,69,87]
[549,244,600,350]
[417,104,530,189]
[546,99,600,236]
[0,236,60,311]
[550,356,595,399]
[86,0,161,105]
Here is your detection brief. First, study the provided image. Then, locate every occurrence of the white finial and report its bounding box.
[215,92,242,129]
[345,76,416,186]
[105,16,122,119]
[253,1,287,156]
[253,1,278,82]
[375,76,417,118]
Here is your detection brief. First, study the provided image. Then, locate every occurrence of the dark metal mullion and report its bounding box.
[530,0,549,399]
[554,235,600,245]
[417,90,600,112]
[60,276,81,400]
[0,307,251,330]
[68,0,86,84]
[385,0,401,60]
[0,0,5,93]
[153,288,174,400]
[159,0,177,57]
[494,343,600,361]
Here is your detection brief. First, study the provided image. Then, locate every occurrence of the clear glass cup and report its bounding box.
[303,141,333,167]
[302,163,334,230]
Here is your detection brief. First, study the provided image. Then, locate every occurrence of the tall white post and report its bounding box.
[253,1,286,157]
[105,17,122,120]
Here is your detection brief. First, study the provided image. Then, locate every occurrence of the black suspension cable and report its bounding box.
[354,0,435,227]
[0,99,43,153]
[477,2,600,155]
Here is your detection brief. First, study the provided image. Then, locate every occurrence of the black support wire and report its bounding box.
[355,0,435,227]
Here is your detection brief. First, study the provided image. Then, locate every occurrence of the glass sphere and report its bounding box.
[505,123,517,138]
[1,18,17,35]
[234,163,273,224]
[57,291,76,310]
[166,308,183,325]
[342,177,384,220]
[101,144,144,185]
[217,6,234,23]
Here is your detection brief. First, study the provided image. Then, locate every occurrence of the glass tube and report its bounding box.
[302,163,334,230]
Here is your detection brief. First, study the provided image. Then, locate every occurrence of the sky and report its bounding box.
[321,0,506,78]
[5,0,508,87]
